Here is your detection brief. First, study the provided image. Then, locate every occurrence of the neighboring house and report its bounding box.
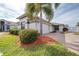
[76,26,79,32]
[68,26,76,32]
[17,15,68,34]
[75,22,79,32]
[0,19,19,32]
[0,19,9,31]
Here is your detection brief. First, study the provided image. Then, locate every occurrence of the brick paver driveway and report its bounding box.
[46,33,79,55]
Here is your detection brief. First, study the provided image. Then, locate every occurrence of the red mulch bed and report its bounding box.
[16,36,57,46]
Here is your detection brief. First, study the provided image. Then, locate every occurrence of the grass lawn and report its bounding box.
[0,33,78,56]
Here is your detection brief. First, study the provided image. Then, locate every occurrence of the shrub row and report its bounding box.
[9,29,40,43]
[9,29,20,35]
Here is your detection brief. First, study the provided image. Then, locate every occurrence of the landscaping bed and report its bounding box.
[16,36,57,46]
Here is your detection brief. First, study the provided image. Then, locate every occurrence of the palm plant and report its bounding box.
[24,3,60,35]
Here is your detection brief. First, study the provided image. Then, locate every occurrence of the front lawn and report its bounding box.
[0,33,78,56]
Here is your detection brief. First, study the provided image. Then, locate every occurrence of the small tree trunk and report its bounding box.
[48,20,51,33]
[40,6,43,35]
[48,24,50,33]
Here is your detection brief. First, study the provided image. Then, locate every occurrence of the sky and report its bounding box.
[52,3,79,27]
[0,1,79,26]
[0,0,26,22]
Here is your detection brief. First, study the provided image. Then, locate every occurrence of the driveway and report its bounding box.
[46,33,79,55]
[46,33,65,45]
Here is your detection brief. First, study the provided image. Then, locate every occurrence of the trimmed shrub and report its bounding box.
[9,29,20,35]
[19,29,40,43]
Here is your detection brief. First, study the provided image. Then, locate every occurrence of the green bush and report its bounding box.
[19,29,40,43]
[9,29,20,35]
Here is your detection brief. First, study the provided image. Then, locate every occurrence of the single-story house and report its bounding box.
[67,23,79,32]
[0,19,19,32]
[17,15,68,34]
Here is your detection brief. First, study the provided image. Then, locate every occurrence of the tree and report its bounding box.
[24,3,60,35]
[46,3,60,32]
